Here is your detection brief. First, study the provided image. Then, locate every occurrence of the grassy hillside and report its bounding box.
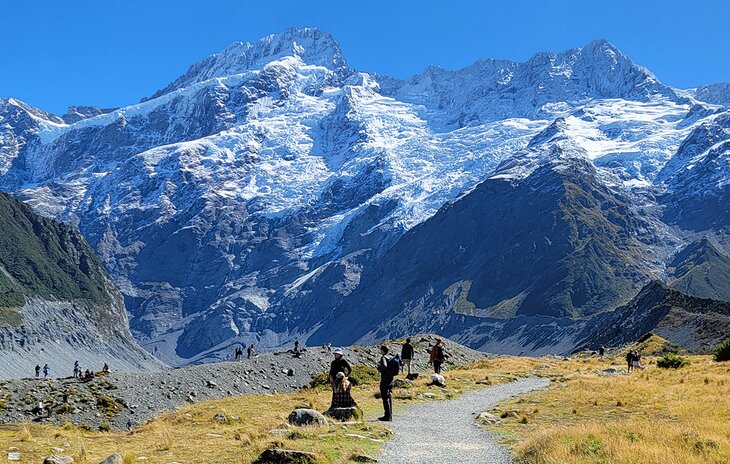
[0,192,110,312]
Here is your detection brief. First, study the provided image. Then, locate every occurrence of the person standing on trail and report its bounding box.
[42,364,49,379]
[328,348,352,387]
[234,347,243,361]
[626,351,634,373]
[35,364,40,378]
[598,346,605,360]
[73,360,80,378]
[401,338,414,376]
[429,338,446,374]
[247,343,255,359]
[377,345,398,421]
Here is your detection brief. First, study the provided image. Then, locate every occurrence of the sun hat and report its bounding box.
[333,348,344,355]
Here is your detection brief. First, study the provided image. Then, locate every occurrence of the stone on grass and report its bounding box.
[99,454,123,464]
[213,413,228,424]
[43,457,74,464]
[392,378,413,388]
[429,374,446,387]
[254,448,318,464]
[287,408,328,427]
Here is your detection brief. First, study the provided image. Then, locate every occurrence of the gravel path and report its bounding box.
[379,377,549,464]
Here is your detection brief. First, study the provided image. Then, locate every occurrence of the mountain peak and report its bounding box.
[149,27,349,99]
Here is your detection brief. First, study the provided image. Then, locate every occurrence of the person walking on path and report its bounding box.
[35,364,40,378]
[42,364,49,379]
[234,347,243,361]
[73,361,80,378]
[247,344,255,359]
[328,348,352,387]
[429,338,446,374]
[401,338,414,376]
[377,345,398,421]
[598,346,605,360]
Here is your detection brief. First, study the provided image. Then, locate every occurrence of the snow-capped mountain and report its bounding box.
[1,28,729,363]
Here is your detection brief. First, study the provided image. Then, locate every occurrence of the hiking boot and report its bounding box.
[377,416,392,421]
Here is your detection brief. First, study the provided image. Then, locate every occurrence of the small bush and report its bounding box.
[657,353,689,369]
[97,395,123,415]
[713,338,730,362]
[99,423,112,432]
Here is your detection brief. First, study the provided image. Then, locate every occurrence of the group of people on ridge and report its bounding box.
[328,337,448,421]
[234,343,256,360]
[33,361,109,380]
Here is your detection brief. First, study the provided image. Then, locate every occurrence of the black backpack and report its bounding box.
[387,355,402,377]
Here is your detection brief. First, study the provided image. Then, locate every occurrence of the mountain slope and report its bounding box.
[666,238,730,301]
[0,192,162,378]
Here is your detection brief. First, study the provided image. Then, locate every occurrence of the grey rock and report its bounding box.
[43,457,74,464]
[254,448,318,464]
[287,409,328,427]
[98,454,123,464]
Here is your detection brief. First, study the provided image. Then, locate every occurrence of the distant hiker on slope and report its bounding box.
[429,338,446,374]
[626,350,635,373]
[234,346,243,361]
[376,345,400,421]
[73,361,80,378]
[35,364,40,378]
[42,364,49,379]
[401,338,414,376]
[247,344,255,359]
[598,346,605,360]
[329,348,352,388]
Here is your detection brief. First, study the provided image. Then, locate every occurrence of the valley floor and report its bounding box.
[0,351,727,463]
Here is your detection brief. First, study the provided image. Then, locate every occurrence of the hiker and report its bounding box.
[294,340,300,353]
[401,338,414,376]
[247,344,255,359]
[633,351,645,370]
[328,348,352,387]
[626,351,635,372]
[35,364,40,378]
[326,342,332,354]
[598,346,605,360]
[376,345,399,421]
[43,364,49,379]
[102,362,110,374]
[329,371,359,410]
[234,346,243,360]
[429,338,446,374]
[73,361,80,378]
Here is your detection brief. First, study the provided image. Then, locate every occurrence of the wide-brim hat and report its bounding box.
[333,348,344,355]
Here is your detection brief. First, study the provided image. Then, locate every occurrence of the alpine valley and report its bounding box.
[2,28,729,366]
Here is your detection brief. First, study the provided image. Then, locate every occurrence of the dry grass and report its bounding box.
[1,350,726,463]
[490,355,730,464]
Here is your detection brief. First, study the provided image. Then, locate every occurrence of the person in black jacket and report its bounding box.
[401,338,414,375]
[429,338,446,374]
[377,345,395,421]
[329,348,352,386]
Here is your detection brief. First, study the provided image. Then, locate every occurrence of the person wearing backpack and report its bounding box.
[376,345,398,421]
[401,338,414,376]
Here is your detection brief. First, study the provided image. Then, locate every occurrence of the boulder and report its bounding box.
[429,374,446,387]
[476,412,500,424]
[213,413,228,424]
[99,454,123,464]
[324,407,362,421]
[254,448,318,464]
[43,457,74,464]
[287,408,328,427]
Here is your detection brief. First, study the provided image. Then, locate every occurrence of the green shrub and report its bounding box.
[657,353,689,369]
[305,364,380,389]
[713,338,730,362]
[96,395,123,415]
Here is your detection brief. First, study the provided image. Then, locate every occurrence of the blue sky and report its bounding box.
[2,0,729,115]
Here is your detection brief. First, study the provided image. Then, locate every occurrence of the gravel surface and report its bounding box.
[379,377,550,464]
[0,335,486,430]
